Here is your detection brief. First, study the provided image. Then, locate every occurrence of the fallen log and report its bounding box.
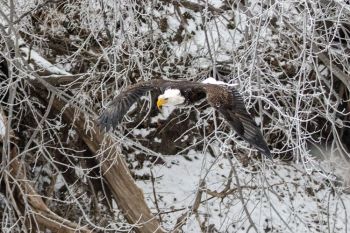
[1,108,94,233]
[34,90,164,233]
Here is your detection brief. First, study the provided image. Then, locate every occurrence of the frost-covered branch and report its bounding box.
[1,0,350,232]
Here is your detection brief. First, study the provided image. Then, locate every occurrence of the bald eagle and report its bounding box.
[98,78,271,158]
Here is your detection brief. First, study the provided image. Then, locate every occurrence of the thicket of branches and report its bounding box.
[0,0,349,232]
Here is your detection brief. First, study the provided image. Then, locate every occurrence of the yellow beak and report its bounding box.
[157,98,167,110]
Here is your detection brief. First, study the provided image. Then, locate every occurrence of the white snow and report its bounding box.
[54,173,65,191]
[135,152,350,232]
[0,114,6,139]
[21,47,71,75]
[202,77,238,87]
[8,31,70,76]
[74,166,86,182]
[132,128,155,137]
[180,135,189,142]
[154,137,162,143]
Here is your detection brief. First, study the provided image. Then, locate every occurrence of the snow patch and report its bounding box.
[21,47,71,75]
[54,173,65,191]
[0,114,6,138]
[135,150,350,232]
[132,128,155,137]
[154,137,162,143]
[202,77,238,87]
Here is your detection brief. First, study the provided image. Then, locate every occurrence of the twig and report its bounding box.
[150,169,163,223]
[1,109,94,232]
[12,0,62,25]
[172,179,205,232]
[228,156,259,233]
[99,0,113,44]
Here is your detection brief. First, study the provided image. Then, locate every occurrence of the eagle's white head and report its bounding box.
[157,89,185,109]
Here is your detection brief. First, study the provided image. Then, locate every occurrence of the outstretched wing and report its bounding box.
[98,79,168,131]
[203,84,271,158]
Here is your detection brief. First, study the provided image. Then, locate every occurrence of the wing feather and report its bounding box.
[204,84,271,158]
[98,80,167,131]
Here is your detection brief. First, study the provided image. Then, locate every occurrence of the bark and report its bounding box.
[34,89,164,233]
[6,33,164,232]
[1,109,94,233]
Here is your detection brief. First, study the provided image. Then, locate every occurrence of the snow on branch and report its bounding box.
[0,110,6,140]
[20,46,71,75]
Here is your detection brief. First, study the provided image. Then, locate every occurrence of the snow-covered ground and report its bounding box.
[135,151,350,232]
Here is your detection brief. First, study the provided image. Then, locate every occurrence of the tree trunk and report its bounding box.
[35,90,164,233]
